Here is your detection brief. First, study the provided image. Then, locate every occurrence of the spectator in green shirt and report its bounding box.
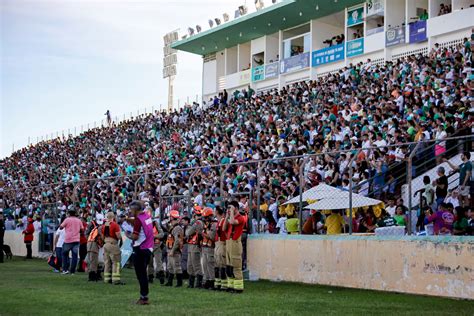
[377,209,396,227]
[453,207,468,235]
[419,10,428,21]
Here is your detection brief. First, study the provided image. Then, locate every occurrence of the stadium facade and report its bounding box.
[172,0,474,102]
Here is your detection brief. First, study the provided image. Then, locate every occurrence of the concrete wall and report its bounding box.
[248,234,474,299]
[4,231,40,258]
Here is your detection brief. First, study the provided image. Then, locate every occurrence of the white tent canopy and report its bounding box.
[283,184,344,205]
[305,194,381,211]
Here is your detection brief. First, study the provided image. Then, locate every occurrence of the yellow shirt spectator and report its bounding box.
[325,212,345,235]
[285,218,299,234]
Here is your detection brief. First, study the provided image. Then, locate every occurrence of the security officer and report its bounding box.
[148,219,165,285]
[86,213,104,281]
[102,212,124,285]
[214,206,227,291]
[201,207,216,290]
[223,201,246,293]
[186,206,204,288]
[165,210,184,287]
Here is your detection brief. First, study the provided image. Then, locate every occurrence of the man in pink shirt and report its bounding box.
[60,209,83,275]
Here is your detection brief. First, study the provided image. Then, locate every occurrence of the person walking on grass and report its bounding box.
[126,201,154,305]
[60,209,83,275]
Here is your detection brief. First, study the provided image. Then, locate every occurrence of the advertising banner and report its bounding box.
[280,52,310,74]
[346,38,364,57]
[386,26,406,47]
[265,62,279,79]
[347,7,364,26]
[312,43,345,67]
[252,65,265,82]
[366,0,384,17]
[409,20,427,43]
[239,69,251,85]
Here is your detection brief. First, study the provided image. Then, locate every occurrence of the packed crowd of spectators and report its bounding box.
[0,42,473,238]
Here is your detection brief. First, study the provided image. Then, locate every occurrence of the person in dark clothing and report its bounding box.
[433,166,448,208]
[0,211,5,263]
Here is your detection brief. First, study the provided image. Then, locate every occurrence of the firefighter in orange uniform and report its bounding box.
[102,212,124,285]
[86,213,104,281]
[185,206,204,288]
[201,207,217,289]
[147,219,165,284]
[214,206,227,290]
[22,217,35,259]
[223,201,246,293]
[165,210,184,287]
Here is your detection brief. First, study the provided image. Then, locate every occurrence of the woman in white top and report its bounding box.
[53,216,66,272]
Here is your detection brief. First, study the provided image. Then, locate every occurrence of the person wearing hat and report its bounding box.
[22,216,35,259]
[101,212,124,285]
[126,201,155,305]
[165,210,184,287]
[223,201,246,293]
[200,207,217,289]
[185,205,204,288]
[85,213,104,281]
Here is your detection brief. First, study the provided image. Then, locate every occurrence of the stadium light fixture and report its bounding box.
[316,5,319,10]
[215,18,221,26]
[223,13,230,22]
[299,12,303,16]
[255,0,264,11]
[208,19,214,28]
[238,5,248,16]
[196,25,202,33]
[188,27,195,36]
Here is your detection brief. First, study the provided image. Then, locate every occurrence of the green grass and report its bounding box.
[0,257,472,315]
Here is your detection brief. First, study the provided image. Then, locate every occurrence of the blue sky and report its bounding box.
[0,0,244,158]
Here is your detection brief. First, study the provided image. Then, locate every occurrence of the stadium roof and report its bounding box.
[172,0,364,56]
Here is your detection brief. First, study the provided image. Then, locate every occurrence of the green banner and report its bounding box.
[347,7,364,26]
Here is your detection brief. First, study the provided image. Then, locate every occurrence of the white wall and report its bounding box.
[251,37,266,56]
[265,32,280,63]
[283,69,310,85]
[427,7,474,37]
[4,231,40,257]
[386,0,406,28]
[311,18,344,51]
[202,60,217,96]
[365,31,385,53]
[225,46,238,75]
[453,0,473,11]
[347,51,384,65]
[238,43,251,71]
[216,50,225,78]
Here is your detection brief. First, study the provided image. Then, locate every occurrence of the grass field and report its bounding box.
[0,257,472,315]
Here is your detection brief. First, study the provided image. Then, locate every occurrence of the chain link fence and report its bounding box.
[1,135,472,237]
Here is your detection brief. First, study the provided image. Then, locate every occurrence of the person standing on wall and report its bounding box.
[126,201,154,305]
[60,209,83,275]
[223,201,246,293]
[22,217,35,259]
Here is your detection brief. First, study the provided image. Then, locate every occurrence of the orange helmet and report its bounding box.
[193,205,202,215]
[170,210,180,219]
[202,207,214,218]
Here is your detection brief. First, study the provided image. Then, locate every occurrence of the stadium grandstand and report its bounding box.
[1,0,473,302]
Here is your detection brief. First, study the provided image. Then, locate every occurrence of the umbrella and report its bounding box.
[283,184,344,205]
[304,194,381,210]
